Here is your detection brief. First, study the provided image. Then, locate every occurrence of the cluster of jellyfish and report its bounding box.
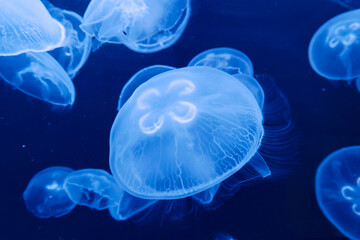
[24,47,296,222]
[0,0,191,107]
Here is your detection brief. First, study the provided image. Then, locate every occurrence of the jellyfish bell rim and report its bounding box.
[110,66,264,200]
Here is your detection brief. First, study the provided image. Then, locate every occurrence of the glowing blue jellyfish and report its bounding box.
[118,65,176,110]
[46,3,92,78]
[23,167,75,218]
[315,146,360,240]
[64,169,122,210]
[214,233,237,240]
[80,0,191,53]
[0,52,75,106]
[188,47,254,76]
[110,66,265,200]
[309,9,360,84]
[0,0,65,56]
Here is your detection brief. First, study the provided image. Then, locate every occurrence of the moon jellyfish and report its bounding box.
[233,74,265,110]
[315,146,360,240]
[64,169,122,210]
[110,66,264,200]
[188,47,254,76]
[0,0,65,56]
[45,2,92,78]
[23,167,75,218]
[118,65,176,110]
[80,0,191,53]
[309,9,360,85]
[0,52,75,106]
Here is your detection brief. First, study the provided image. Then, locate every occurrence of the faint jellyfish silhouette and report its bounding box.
[309,9,360,86]
[188,47,254,76]
[315,146,360,240]
[214,233,237,240]
[80,0,191,53]
[328,0,360,9]
[64,169,122,210]
[0,0,65,56]
[110,66,266,200]
[118,65,176,110]
[45,2,92,78]
[233,74,265,110]
[23,166,75,218]
[0,52,75,106]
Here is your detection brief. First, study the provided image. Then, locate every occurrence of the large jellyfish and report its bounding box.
[315,146,360,240]
[309,9,360,89]
[0,0,65,56]
[110,66,265,200]
[23,167,75,218]
[80,0,191,53]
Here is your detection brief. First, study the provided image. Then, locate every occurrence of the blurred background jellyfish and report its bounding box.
[315,146,360,240]
[214,233,237,240]
[80,0,191,53]
[110,66,265,200]
[309,9,360,91]
[328,0,360,9]
[0,0,65,56]
[23,167,75,219]
[0,52,75,106]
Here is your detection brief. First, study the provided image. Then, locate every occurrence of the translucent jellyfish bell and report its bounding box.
[233,74,265,110]
[46,4,92,79]
[315,146,360,240]
[110,66,264,199]
[309,9,360,81]
[81,0,191,53]
[188,47,254,76]
[0,0,65,56]
[0,52,75,106]
[23,167,75,218]
[64,169,122,210]
[118,65,176,110]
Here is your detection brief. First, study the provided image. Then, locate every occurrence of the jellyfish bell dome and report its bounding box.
[188,47,254,76]
[315,146,360,240]
[309,9,360,81]
[0,0,65,56]
[80,0,191,53]
[110,66,264,200]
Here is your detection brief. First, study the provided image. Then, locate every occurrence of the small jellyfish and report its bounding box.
[309,9,360,84]
[315,146,360,240]
[0,51,75,106]
[80,0,191,53]
[64,169,122,210]
[110,66,265,200]
[45,2,92,79]
[214,233,237,240]
[188,47,254,76]
[0,0,65,56]
[118,65,176,110]
[23,166,75,218]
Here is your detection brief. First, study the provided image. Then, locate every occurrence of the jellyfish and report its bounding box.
[45,2,92,79]
[23,166,75,218]
[315,146,360,240]
[328,0,360,9]
[309,9,360,86]
[80,0,191,53]
[0,0,65,56]
[64,169,122,210]
[110,66,265,200]
[0,51,75,106]
[214,233,237,240]
[188,47,254,76]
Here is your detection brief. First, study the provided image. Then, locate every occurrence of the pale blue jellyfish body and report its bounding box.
[47,5,92,79]
[80,0,191,53]
[0,52,75,106]
[64,169,122,210]
[0,0,65,56]
[110,66,264,200]
[118,65,176,110]
[233,74,264,110]
[315,146,360,240]
[23,167,75,218]
[188,47,254,76]
[309,9,360,81]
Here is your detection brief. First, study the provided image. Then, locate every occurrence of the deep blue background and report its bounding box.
[1,0,360,239]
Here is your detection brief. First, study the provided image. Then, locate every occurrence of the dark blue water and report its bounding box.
[1,0,359,239]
